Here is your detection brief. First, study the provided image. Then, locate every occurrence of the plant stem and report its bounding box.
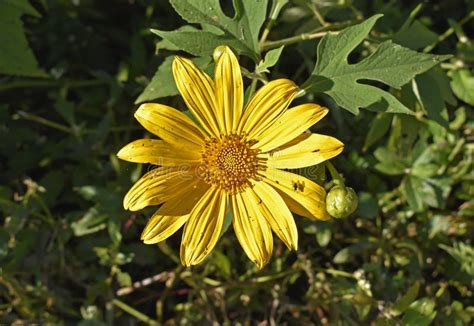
[111,299,158,325]
[0,79,106,91]
[325,161,345,189]
[32,193,55,226]
[309,3,327,27]
[259,20,275,49]
[259,0,288,48]
[261,20,358,51]
[424,10,474,53]
[16,110,74,134]
[248,78,258,99]
[262,31,329,51]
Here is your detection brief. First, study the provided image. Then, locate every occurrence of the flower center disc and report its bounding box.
[201,134,260,192]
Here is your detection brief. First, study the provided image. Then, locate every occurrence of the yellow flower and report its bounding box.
[117,46,344,269]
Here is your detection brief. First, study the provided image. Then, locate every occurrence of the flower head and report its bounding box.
[118,46,344,268]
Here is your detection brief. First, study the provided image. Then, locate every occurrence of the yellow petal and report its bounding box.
[262,168,331,220]
[252,182,298,251]
[134,103,204,149]
[141,211,189,244]
[140,181,210,244]
[117,139,201,165]
[123,167,196,211]
[158,180,210,216]
[267,133,344,169]
[172,56,221,137]
[180,188,227,266]
[231,189,273,269]
[238,79,298,138]
[214,46,243,133]
[255,104,328,152]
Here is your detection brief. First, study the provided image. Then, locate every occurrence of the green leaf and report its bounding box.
[116,270,132,287]
[374,147,407,175]
[333,241,374,264]
[393,20,438,50]
[375,162,406,176]
[256,46,284,73]
[220,207,233,236]
[151,29,246,58]
[0,0,47,77]
[71,208,107,236]
[356,192,380,219]
[164,0,269,61]
[402,176,425,212]
[303,15,451,115]
[211,251,231,278]
[54,97,76,125]
[439,242,474,277]
[135,56,211,103]
[391,282,420,316]
[414,71,449,128]
[155,25,199,52]
[363,112,393,151]
[4,0,40,16]
[411,164,438,179]
[316,226,331,247]
[449,69,474,105]
[427,66,457,106]
[402,298,437,326]
[108,220,122,246]
[429,214,451,239]
[450,107,466,130]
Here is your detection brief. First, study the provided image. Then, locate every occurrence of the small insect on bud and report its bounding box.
[326,185,358,218]
[213,45,227,62]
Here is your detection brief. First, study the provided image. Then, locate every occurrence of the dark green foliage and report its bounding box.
[0,0,473,324]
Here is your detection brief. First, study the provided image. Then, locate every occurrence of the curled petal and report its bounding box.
[262,168,331,220]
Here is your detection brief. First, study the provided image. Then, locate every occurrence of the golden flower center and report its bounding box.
[200,134,261,192]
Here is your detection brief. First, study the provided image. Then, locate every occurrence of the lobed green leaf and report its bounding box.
[303,15,451,114]
[0,0,47,77]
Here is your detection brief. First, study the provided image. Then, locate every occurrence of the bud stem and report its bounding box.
[325,161,346,190]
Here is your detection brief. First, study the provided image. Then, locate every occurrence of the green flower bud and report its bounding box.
[326,185,358,218]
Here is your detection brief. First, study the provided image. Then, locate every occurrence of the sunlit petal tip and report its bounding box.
[134,102,151,119]
[172,55,184,65]
[122,190,144,212]
[116,141,142,162]
[181,246,198,267]
[172,55,194,72]
[212,46,226,62]
[140,229,148,241]
[255,260,265,270]
[334,138,345,150]
[219,45,236,58]
[123,196,132,211]
[277,79,299,94]
[116,145,128,159]
[133,104,154,126]
[171,56,187,77]
[290,241,298,251]
[318,106,330,116]
[256,255,272,269]
[141,234,156,244]
[124,200,143,212]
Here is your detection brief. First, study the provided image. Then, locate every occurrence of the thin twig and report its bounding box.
[423,10,474,53]
[111,299,158,325]
[262,31,329,51]
[116,272,172,297]
[16,110,74,134]
[0,79,106,91]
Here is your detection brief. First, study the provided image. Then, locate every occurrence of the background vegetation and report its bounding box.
[0,0,473,324]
